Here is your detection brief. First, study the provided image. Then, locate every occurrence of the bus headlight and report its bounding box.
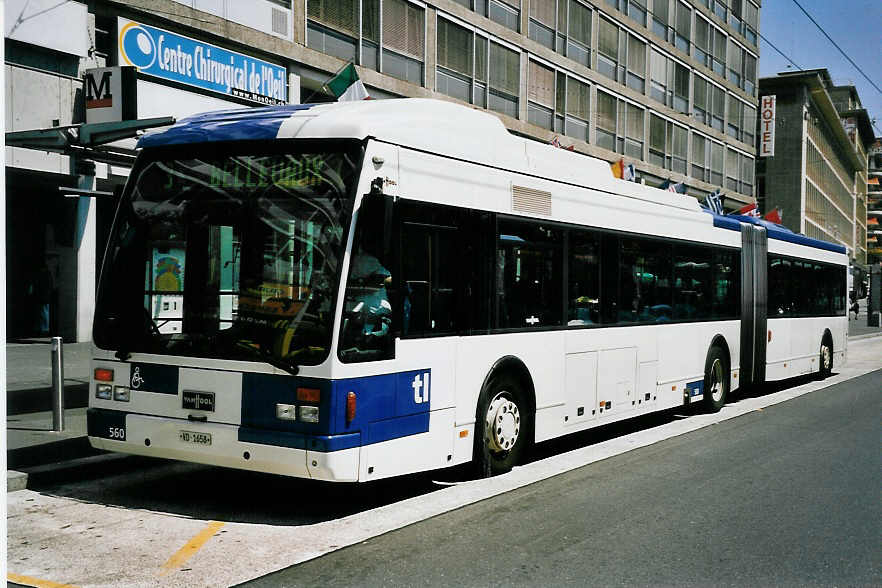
[299,405,319,423]
[276,403,297,421]
[113,386,130,402]
[96,384,112,400]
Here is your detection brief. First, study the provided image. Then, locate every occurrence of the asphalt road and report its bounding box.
[244,369,882,587]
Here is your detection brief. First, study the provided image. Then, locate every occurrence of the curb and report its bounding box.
[6,383,89,416]
[7,436,102,470]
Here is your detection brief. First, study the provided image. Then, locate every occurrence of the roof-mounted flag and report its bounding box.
[737,202,761,218]
[610,158,624,179]
[763,207,782,224]
[325,63,370,101]
[868,216,879,226]
[659,179,687,193]
[550,135,575,150]
[704,189,724,214]
[623,163,636,181]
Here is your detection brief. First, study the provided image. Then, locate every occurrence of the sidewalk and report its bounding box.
[7,326,882,486]
[7,340,98,474]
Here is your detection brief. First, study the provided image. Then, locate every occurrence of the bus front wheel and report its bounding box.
[703,345,729,413]
[475,373,532,477]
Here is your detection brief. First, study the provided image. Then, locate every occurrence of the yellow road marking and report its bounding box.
[7,573,80,588]
[159,521,225,576]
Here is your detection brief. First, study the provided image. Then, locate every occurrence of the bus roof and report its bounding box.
[138,98,700,212]
[710,212,847,254]
[136,99,847,255]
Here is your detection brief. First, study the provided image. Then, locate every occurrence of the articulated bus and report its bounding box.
[88,99,847,481]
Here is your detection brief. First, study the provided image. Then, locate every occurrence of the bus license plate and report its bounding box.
[179,430,211,446]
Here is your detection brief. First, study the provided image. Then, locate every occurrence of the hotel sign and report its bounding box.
[117,17,287,104]
[759,94,776,157]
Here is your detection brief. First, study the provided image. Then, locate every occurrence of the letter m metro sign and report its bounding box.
[84,66,138,124]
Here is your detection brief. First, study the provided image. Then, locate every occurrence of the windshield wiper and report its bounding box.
[233,340,299,376]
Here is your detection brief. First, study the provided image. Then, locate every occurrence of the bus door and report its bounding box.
[739,223,767,388]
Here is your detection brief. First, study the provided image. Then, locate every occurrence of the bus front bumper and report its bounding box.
[87,409,360,482]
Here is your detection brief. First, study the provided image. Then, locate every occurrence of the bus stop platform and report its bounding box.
[7,320,882,489]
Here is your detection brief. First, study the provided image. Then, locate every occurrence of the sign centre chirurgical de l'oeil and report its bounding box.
[118,17,287,104]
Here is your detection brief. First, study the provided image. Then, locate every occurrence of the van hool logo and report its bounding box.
[119,22,157,70]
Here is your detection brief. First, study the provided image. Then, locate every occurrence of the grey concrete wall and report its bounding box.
[761,92,805,234]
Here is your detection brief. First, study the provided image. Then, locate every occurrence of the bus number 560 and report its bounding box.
[108,427,125,440]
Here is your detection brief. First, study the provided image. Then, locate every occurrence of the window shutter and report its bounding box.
[569,1,592,46]
[598,18,619,60]
[308,0,359,37]
[383,0,424,59]
[490,42,520,95]
[437,19,472,76]
[626,104,644,142]
[528,60,555,107]
[627,35,645,74]
[596,91,617,132]
[566,77,590,120]
[530,0,555,27]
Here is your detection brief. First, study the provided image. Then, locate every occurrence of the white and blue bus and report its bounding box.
[88,99,848,481]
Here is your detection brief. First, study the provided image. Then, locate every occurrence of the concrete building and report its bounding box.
[868,138,882,266]
[6,0,762,341]
[756,69,873,267]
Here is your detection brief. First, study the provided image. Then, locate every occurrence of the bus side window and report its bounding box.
[340,197,395,362]
[496,219,563,329]
[400,218,458,337]
[568,230,600,326]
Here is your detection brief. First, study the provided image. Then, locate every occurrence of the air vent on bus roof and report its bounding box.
[512,185,552,216]
[272,8,288,36]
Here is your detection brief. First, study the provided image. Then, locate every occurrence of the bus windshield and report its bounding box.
[94,140,362,369]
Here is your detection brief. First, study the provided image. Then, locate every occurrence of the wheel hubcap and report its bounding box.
[710,359,724,403]
[821,344,831,370]
[485,393,521,453]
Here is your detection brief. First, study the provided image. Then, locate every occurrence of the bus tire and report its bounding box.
[474,372,532,477]
[703,345,729,413]
[819,336,833,379]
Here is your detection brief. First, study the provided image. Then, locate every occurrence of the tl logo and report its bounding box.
[411,372,430,404]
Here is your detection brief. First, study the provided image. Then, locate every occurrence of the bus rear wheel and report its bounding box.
[703,346,729,413]
[475,373,531,477]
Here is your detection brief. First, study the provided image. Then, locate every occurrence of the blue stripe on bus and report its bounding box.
[137,104,315,148]
[239,369,431,452]
[709,212,847,254]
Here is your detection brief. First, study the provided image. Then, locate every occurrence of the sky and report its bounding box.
[759,0,882,140]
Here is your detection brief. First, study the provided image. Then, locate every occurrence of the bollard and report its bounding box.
[51,336,65,432]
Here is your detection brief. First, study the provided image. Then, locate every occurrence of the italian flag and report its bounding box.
[326,63,370,101]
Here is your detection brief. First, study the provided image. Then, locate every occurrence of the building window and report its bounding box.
[651,0,669,41]
[743,52,757,96]
[649,49,690,114]
[725,94,755,144]
[693,16,727,79]
[488,41,520,118]
[598,18,646,92]
[457,0,520,32]
[696,77,726,131]
[726,148,754,196]
[381,0,425,84]
[307,0,360,62]
[649,114,688,174]
[596,90,644,158]
[743,2,758,46]
[726,38,742,88]
[529,0,592,67]
[308,0,424,85]
[691,132,724,185]
[436,17,476,104]
[627,0,647,27]
[527,61,590,142]
[674,1,691,53]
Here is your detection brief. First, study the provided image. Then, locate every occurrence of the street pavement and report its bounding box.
[249,368,881,587]
[5,337,882,587]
